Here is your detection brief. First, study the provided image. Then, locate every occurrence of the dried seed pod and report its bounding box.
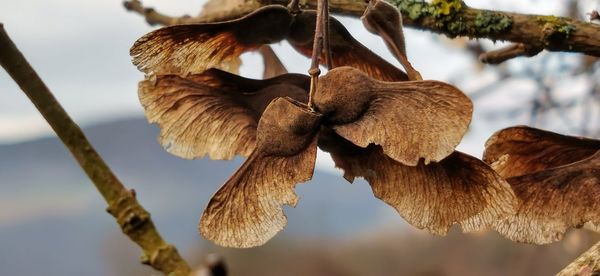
[483,126,600,244]
[314,66,472,166]
[139,68,309,160]
[131,5,292,75]
[484,126,600,178]
[361,0,421,80]
[494,151,600,244]
[318,128,516,235]
[287,11,408,82]
[362,0,406,58]
[200,97,321,248]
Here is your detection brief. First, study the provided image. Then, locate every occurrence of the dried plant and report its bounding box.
[484,126,600,244]
[121,0,600,273]
[138,69,308,159]
[200,97,321,248]
[129,2,524,249]
[313,66,472,166]
[131,5,408,82]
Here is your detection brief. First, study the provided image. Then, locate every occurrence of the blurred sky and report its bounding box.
[0,0,596,171]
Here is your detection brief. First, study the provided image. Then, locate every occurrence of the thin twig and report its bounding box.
[322,0,333,69]
[479,43,542,64]
[123,0,194,25]
[557,241,600,275]
[307,0,327,109]
[0,23,191,276]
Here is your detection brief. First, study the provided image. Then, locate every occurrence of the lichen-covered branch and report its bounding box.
[557,241,600,276]
[0,23,191,276]
[188,0,600,58]
[387,0,600,57]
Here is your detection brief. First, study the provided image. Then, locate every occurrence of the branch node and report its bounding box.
[107,193,151,235]
[308,67,321,76]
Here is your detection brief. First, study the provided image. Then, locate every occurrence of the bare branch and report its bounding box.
[0,23,191,275]
[479,43,542,64]
[307,0,327,109]
[557,241,600,276]
[123,0,195,25]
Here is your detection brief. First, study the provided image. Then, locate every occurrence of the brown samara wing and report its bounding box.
[139,68,309,160]
[314,66,472,166]
[287,11,408,82]
[318,128,516,235]
[131,5,292,75]
[361,0,421,81]
[200,97,321,248]
[494,150,600,244]
[483,126,600,178]
[362,0,406,59]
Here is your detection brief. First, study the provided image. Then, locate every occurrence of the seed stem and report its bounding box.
[307,0,329,110]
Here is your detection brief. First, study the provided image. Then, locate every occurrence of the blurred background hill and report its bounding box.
[0,117,598,275]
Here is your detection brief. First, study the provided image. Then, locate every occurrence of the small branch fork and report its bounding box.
[0,24,191,275]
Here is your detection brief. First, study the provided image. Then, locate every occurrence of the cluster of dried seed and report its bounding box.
[130,0,600,248]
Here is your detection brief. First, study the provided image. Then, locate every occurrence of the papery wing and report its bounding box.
[484,126,600,178]
[131,6,292,75]
[139,69,309,160]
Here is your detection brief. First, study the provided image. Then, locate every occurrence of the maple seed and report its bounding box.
[484,125,600,178]
[362,0,407,57]
[138,68,309,160]
[361,0,422,81]
[314,66,473,166]
[484,126,600,244]
[318,128,516,235]
[130,5,293,75]
[131,5,409,81]
[256,97,322,156]
[200,97,321,248]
